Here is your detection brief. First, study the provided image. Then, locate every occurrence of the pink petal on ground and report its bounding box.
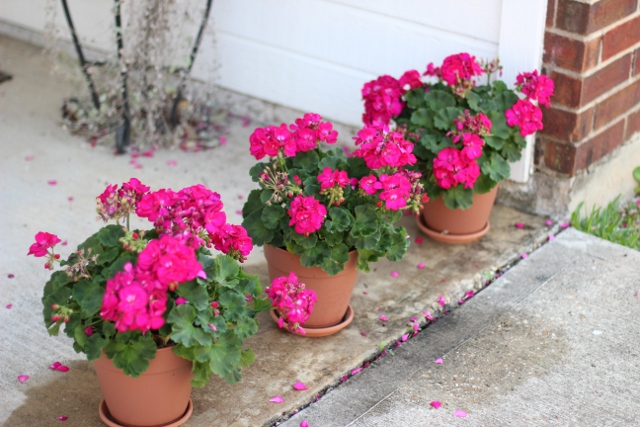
[360,332,369,337]
[141,149,155,157]
[545,220,554,226]
[57,365,70,372]
[67,196,74,202]
[436,295,446,306]
[375,307,382,311]
[220,136,227,146]
[434,358,443,364]
[514,222,524,229]
[548,234,555,241]
[293,381,308,391]
[430,401,442,409]
[417,262,425,269]
[415,237,424,244]
[453,410,468,418]
[241,116,251,127]
[521,253,528,259]
[49,362,61,370]
[235,210,242,215]
[300,421,309,427]
[269,396,284,403]
[6,304,12,309]
[401,334,409,342]
[340,375,348,382]
[18,375,29,383]
[61,240,68,246]
[379,315,388,322]
[390,271,399,277]
[167,160,177,166]
[8,274,14,278]
[25,155,34,161]
[560,222,570,229]
[424,311,434,321]
[351,367,362,375]
[464,290,474,299]
[134,164,143,169]
[362,291,368,295]
[48,180,57,186]
[57,416,68,421]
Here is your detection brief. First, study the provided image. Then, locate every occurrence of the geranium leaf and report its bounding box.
[233,317,258,340]
[410,108,432,128]
[355,249,379,272]
[176,281,210,311]
[327,207,353,232]
[404,87,428,109]
[218,289,247,322]
[291,230,317,249]
[238,349,256,368]
[96,224,126,247]
[261,204,286,230]
[77,235,104,257]
[425,89,456,110]
[105,338,156,377]
[168,305,213,347]
[249,162,269,182]
[252,298,272,313]
[300,241,331,268]
[242,210,273,246]
[473,174,497,194]
[434,107,463,131]
[352,205,378,236]
[442,186,474,210]
[191,362,212,388]
[72,279,104,316]
[85,334,108,360]
[321,243,350,275]
[465,91,482,111]
[484,135,505,150]
[289,150,319,171]
[385,228,408,262]
[483,152,511,182]
[208,332,242,379]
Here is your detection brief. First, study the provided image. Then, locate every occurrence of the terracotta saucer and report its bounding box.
[416,214,490,244]
[269,304,354,338]
[99,398,193,427]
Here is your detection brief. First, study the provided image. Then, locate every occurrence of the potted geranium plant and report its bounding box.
[242,113,425,336]
[361,53,554,243]
[28,179,269,427]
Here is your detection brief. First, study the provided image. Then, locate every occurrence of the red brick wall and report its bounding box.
[538,0,640,176]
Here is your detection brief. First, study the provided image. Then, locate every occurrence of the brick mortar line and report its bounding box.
[540,72,640,114]
[544,39,640,79]
[544,108,633,149]
[546,10,640,42]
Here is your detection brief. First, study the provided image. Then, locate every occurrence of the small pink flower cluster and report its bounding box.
[352,124,425,211]
[27,231,61,270]
[361,70,422,125]
[506,71,554,137]
[136,184,252,261]
[433,147,481,190]
[287,195,327,236]
[505,99,544,137]
[437,53,484,87]
[101,235,205,333]
[450,110,492,139]
[317,167,356,207]
[516,70,554,108]
[97,178,150,222]
[249,113,337,160]
[266,272,317,335]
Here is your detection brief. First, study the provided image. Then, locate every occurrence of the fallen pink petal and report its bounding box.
[415,237,424,244]
[379,315,388,322]
[8,274,14,278]
[390,271,399,277]
[362,291,368,295]
[545,219,554,226]
[351,367,362,375]
[341,375,348,382]
[430,401,442,409]
[235,210,242,215]
[437,295,446,306]
[61,240,68,246]
[521,253,528,259]
[167,160,178,166]
[57,416,68,421]
[67,196,74,202]
[220,136,228,146]
[293,381,308,391]
[560,222,570,229]
[360,331,369,337]
[549,234,555,241]
[514,222,524,229]
[50,362,61,370]
[48,180,57,186]
[25,155,34,161]
[17,375,29,383]
[464,290,474,299]
[300,421,309,427]
[434,358,443,364]
[417,262,425,269]
[424,311,434,321]
[401,334,409,342]
[453,410,468,418]
[269,396,284,403]
[6,304,12,309]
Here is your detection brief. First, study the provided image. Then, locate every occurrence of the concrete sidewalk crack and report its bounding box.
[344,390,397,427]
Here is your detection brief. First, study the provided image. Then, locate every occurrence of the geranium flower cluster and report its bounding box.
[97,178,150,222]
[287,195,327,236]
[361,70,423,125]
[505,70,553,137]
[135,183,252,262]
[352,123,425,211]
[249,113,337,160]
[266,272,317,335]
[432,147,481,190]
[27,231,61,270]
[100,235,205,333]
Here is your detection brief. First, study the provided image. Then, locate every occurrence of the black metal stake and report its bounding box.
[170,0,214,126]
[114,0,130,153]
[60,0,101,110]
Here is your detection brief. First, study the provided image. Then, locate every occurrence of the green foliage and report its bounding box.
[242,146,414,275]
[41,227,268,388]
[571,196,640,251]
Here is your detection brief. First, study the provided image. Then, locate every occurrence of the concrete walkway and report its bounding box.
[4,36,633,427]
[282,228,640,427]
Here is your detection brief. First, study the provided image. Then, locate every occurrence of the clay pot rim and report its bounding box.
[269,304,354,338]
[416,214,490,244]
[99,398,193,427]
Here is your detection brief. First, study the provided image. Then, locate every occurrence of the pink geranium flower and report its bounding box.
[287,195,327,235]
[28,232,61,257]
[505,99,544,137]
[440,53,483,86]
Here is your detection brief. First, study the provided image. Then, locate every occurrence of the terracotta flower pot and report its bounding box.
[94,347,194,427]
[418,186,498,244]
[263,245,358,332]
